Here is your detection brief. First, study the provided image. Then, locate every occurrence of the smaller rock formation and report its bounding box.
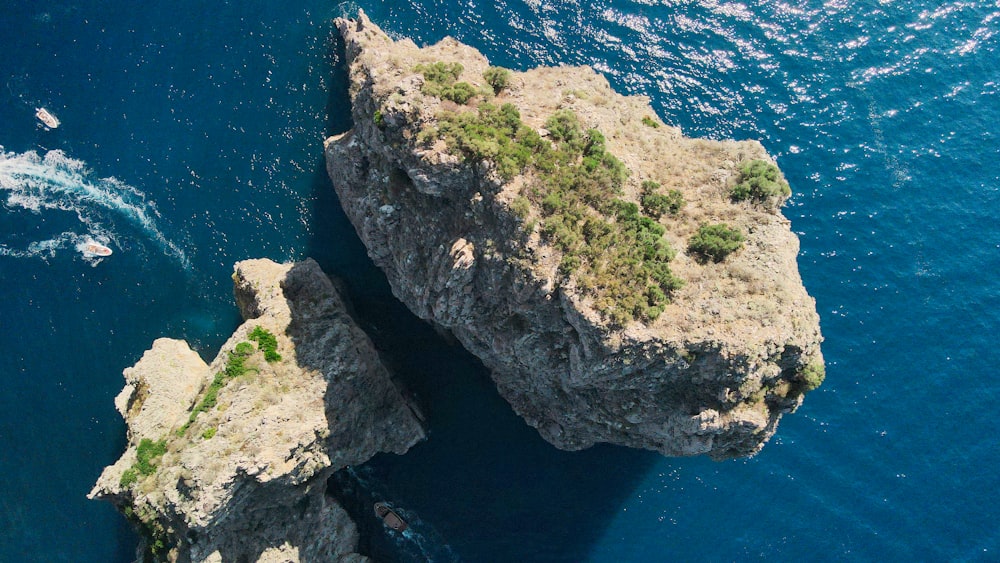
[90,258,425,562]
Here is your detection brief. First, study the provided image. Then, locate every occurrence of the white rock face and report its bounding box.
[114,339,209,444]
[90,258,425,562]
[326,12,824,460]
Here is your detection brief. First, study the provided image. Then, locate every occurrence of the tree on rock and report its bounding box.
[688,223,744,263]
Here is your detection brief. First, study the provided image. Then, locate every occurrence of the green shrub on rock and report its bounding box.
[119,437,167,487]
[511,196,531,219]
[559,254,581,276]
[435,102,549,179]
[483,66,511,94]
[176,334,274,437]
[441,81,477,104]
[415,61,463,84]
[248,326,281,363]
[640,180,684,218]
[731,159,790,209]
[688,223,744,262]
[584,128,606,157]
[415,62,478,104]
[119,468,138,488]
[135,438,167,476]
[545,109,585,152]
[799,363,826,391]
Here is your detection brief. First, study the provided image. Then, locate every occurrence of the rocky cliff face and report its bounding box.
[325,13,824,459]
[90,258,425,562]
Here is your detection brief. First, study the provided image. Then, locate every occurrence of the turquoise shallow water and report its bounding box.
[2,0,999,561]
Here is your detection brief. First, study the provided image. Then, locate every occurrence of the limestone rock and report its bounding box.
[114,338,209,445]
[90,258,423,561]
[325,12,824,459]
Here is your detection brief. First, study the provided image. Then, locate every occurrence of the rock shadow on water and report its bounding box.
[324,27,353,140]
[304,24,660,562]
[317,277,659,562]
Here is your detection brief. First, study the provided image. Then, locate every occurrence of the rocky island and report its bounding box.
[326,12,824,460]
[90,259,425,561]
[92,13,825,561]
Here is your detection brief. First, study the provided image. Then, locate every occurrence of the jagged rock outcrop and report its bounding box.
[325,13,824,459]
[90,258,425,561]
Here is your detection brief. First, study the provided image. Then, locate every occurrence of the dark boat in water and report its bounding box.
[374,502,408,532]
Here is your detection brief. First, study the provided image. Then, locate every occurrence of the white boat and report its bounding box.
[35,107,60,129]
[82,242,113,257]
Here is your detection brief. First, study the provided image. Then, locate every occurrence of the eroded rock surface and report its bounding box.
[90,258,424,561]
[325,12,824,459]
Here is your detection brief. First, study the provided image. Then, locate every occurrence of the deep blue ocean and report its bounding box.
[2,0,998,560]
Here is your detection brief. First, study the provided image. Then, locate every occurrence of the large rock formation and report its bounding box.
[325,13,824,459]
[90,258,425,561]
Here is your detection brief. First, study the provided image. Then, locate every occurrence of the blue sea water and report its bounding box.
[2,0,998,561]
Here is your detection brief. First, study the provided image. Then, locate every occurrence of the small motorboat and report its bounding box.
[35,107,60,129]
[374,502,408,532]
[82,242,113,257]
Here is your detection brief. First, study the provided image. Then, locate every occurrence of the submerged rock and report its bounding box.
[325,12,824,459]
[90,258,425,561]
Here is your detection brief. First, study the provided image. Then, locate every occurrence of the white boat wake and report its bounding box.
[0,147,189,268]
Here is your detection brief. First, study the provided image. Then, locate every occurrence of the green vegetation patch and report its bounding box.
[135,438,167,475]
[688,223,744,263]
[532,111,684,324]
[530,111,682,322]
[799,362,826,391]
[511,196,531,219]
[119,438,167,488]
[731,159,790,209]
[417,61,463,84]
[415,62,478,104]
[425,101,685,324]
[177,339,260,436]
[432,102,550,180]
[201,427,217,440]
[119,468,138,488]
[640,180,684,219]
[483,66,511,94]
[248,326,281,363]
[126,506,171,560]
[641,115,660,128]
